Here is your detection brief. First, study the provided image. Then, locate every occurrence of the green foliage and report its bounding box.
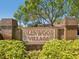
[14,5,29,26]
[39,40,79,59]
[1,39,79,59]
[25,51,40,59]
[0,40,26,59]
[14,0,79,26]
[14,0,64,26]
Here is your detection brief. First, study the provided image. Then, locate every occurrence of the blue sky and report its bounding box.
[0,0,24,19]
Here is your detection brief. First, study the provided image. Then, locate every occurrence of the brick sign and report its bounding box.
[22,27,55,43]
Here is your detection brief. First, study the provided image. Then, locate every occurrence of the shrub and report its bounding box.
[25,51,40,59]
[0,40,26,59]
[39,39,79,59]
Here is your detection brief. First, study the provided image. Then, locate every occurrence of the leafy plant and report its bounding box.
[39,39,79,59]
[25,51,40,59]
[0,40,26,59]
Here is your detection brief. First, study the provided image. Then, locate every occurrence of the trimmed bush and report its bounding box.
[25,51,40,59]
[0,40,26,59]
[39,40,79,59]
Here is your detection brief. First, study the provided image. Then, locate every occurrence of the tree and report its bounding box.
[14,10,23,26]
[14,0,79,26]
[14,5,29,26]
[23,0,65,26]
[69,0,79,18]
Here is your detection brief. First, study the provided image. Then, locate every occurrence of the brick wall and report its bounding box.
[0,17,78,50]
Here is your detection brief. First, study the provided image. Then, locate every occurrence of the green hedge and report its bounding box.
[25,51,40,59]
[0,40,26,59]
[39,40,79,59]
[1,40,79,59]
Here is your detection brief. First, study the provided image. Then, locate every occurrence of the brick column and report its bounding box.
[0,18,18,40]
[54,28,59,39]
[63,16,78,40]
